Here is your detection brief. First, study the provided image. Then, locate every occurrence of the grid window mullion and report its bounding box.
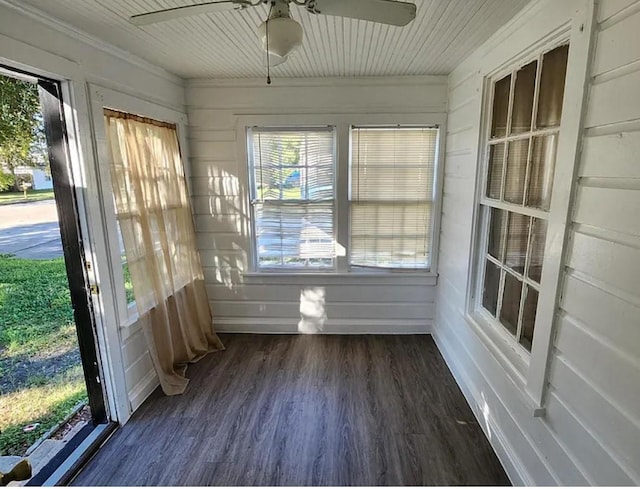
[515,281,527,342]
[499,74,516,201]
[530,53,544,135]
[496,269,507,321]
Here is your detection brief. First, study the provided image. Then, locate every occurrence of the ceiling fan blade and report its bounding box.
[309,0,416,26]
[130,0,251,26]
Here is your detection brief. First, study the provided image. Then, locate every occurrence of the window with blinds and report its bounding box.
[479,43,569,352]
[349,126,438,269]
[248,127,336,270]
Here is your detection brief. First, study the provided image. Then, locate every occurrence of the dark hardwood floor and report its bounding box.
[72,334,510,486]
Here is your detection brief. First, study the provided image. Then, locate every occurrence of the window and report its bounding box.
[476,44,569,352]
[248,127,336,270]
[349,126,438,269]
[246,122,442,274]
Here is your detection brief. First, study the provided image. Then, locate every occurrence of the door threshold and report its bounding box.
[26,422,117,486]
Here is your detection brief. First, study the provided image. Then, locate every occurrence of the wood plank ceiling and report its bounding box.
[15,0,530,79]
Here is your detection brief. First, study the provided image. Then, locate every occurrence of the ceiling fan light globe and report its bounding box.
[258,17,303,58]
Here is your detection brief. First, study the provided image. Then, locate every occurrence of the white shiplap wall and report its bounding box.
[186,76,446,334]
[0,2,185,421]
[434,0,640,485]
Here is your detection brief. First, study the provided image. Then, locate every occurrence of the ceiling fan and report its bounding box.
[130,0,417,70]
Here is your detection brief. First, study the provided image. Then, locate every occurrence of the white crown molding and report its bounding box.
[187,74,448,89]
[0,0,183,86]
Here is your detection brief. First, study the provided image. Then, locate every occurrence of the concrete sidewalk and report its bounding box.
[0,200,63,259]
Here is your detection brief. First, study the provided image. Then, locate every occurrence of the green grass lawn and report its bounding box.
[122,262,135,305]
[0,254,87,456]
[0,189,55,206]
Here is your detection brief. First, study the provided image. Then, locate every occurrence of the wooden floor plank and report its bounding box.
[72,334,510,486]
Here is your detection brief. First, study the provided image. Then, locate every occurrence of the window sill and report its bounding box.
[463,310,546,417]
[243,271,438,286]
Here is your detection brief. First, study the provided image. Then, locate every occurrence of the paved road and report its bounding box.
[0,200,63,259]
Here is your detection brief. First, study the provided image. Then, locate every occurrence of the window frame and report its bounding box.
[246,125,338,272]
[465,9,595,414]
[238,113,446,277]
[476,44,566,357]
[347,124,441,272]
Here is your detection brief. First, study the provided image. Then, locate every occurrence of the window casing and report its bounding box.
[246,123,441,273]
[474,44,569,355]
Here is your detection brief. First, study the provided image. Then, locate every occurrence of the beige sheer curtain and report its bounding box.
[104,109,224,396]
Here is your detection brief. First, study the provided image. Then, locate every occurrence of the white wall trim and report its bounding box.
[525,0,597,408]
[242,272,438,286]
[0,0,182,86]
[215,317,431,334]
[187,75,447,89]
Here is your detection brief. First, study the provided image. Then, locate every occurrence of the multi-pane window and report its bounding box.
[248,127,336,270]
[349,126,438,269]
[479,44,569,351]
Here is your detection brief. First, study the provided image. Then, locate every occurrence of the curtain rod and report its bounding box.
[104,108,177,130]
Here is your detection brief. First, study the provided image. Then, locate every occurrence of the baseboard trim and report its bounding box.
[432,329,530,486]
[213,317,432,334]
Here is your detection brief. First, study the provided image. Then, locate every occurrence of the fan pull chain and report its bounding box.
[266,2,274,85]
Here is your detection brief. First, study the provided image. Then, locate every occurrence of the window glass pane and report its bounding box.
[527,218,547,283]
[350,202,431,269]
[249,129,336,270]
[252,130,334,201]
[505,212,529,274]
[482,260,501,317]
[519,286,538,351]
[504,138,529,204]
[255,202,334,269]
[500,273,522,336]
[350,236,429,269]
[488,207,506,261]
[511,60,537,134]
[350,127,438,269]
[536,44,569,128]
[527,134,557,210]
[486,143,505,199]
[351,166,433,201]
[491,75,511,138]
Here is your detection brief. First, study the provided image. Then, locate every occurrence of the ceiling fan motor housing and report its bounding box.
[257,1,304,58]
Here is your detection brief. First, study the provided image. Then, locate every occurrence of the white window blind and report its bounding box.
[350,126,438,269]
[248,127,336,270]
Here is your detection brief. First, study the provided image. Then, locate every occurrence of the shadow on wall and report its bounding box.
[194,164,250,289]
